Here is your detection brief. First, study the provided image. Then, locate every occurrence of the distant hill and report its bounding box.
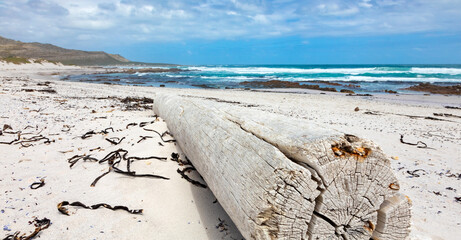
[0,35,136,66]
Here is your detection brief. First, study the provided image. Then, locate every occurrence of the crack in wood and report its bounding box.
[227,117,344,239]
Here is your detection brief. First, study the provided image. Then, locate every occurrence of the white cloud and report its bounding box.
[316,3,360,16]
[0,0,460,48]
[376,0,404,7]
[252,14,269,24]
[359,0,373,8]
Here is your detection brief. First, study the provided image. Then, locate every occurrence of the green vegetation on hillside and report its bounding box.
[0,56,60,65]
[1,56,30,64]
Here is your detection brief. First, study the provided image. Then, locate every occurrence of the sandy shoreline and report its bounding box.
[1,63,460,239]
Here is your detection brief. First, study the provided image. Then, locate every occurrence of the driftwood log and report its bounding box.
[154,94,411,240]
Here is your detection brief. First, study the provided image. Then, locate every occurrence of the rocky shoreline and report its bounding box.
[403,83,461,95]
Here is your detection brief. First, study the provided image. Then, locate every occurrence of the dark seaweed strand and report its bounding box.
[112,165,170,180]
[2,218,51,240]
[126,156,167,161]
[177,167,207,188]
[143,128,176,143]
[90,168,112,187]
[57,201,142,215]
[0,133,21,145]
[400,134,433,149]
[30,179,45,190]
[105,137,125,145]
[139,120,156,127]
[81,127,115,139]
[137,136,153,143]
[67,155,98,168]
[126,123,138,129]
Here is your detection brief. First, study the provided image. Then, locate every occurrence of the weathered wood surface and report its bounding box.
[153,94,411,240]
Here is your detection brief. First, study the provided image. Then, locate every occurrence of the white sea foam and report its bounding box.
[186,66,461,76]
[186,66,404,74]
[181,72,460,83]
[118,66,170,70]
[411,68,461,75]
[200,76,264,81]
[164,74,186,78]
[286,76,461,83]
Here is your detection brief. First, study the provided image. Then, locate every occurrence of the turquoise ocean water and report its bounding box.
[66,64,461,94]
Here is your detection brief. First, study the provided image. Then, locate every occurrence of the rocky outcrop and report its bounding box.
[403,83,461,95]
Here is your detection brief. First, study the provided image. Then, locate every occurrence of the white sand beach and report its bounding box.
[1,62,460,239]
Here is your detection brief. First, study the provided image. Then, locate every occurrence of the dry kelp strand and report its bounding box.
[2,218,50,240]
[81,127,114,139]
[105,137,125,145]
[177,166,207,188]
[30,179,45,190]
[143,128,176,143]
[67,154,98,168]
[400,134,434,149]
[57,201,142,215]
[67,149,169,187]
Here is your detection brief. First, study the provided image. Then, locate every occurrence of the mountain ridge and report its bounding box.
[0,35,138,66]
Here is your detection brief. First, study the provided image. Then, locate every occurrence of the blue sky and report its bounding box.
[1,0,461,64]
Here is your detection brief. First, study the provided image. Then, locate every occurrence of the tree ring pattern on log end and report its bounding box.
[304,136,406,239]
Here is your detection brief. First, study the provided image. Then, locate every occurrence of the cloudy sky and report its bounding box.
[1,0,461,64]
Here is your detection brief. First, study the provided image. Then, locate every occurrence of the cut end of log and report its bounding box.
[301,135,409,240]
